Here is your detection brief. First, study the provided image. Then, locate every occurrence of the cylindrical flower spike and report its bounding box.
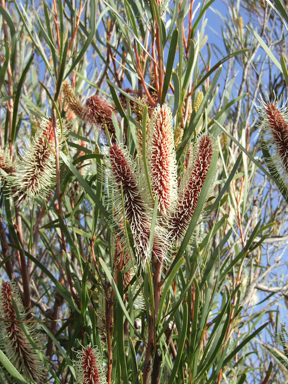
[169,135,213,242]
[76,346,107,384]
[62,80,117,134]
[108,145,164,265]
[85,95,116,133]
[194,91,204,113]
[109,145,151,264]
[147,104,177,214]
[13,119,61,204]
[0,282,44,383]
[62,80,86,120]
[262,102,288,177]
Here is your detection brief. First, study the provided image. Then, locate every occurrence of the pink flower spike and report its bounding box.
[76,346,107,384]
[0,282,44,383]
[13,119,61,204]
[62,80,86,120]
[147,104,177,213]
[62,80,117,135]
[264,103,288,176]
[109,145,152,265]
[169,135,213,242]
[85,95,116,133]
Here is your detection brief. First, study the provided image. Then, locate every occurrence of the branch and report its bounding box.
[256,284,288,293]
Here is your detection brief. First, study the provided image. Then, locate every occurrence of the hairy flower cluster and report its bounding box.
[62,80,116,135]
[107,104,214,267]
[259,99,288,181]
[0,281,43,382]
[12,118,63,204]
[108,144,163,265]
[147,104,177,213]
[169,135,213,242]
[76,346,107,384]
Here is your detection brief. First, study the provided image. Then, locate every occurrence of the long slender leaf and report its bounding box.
[65,0,96,77]
[161,28,178,103]
[99,257,144,341]
[0,349,28,384]
[167,302,188,384]
[11,55,33,143]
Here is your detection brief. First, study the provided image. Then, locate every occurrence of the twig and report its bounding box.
[52,0,61,53]
[0,216,14,280]
[134,41,156,106]
[67,0,84,55]
[152,41,160,102]
[155,25,163,102]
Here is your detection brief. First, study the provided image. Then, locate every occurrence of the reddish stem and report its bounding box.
[134,42,156,106]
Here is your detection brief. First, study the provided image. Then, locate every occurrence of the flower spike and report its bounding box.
[76,346,107,384]
[0,281,44,383]
[169,135,213,242]
[260,101,288,179]
[109,145,151,265]
[108,145,165,266]
[62,80,86,120]
[62,80,117,134]
[147,104,177,214]
[13,118,62,204]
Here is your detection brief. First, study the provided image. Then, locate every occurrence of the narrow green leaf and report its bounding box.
[37,319,76,377]
[55,41,69,100]
[197,298,231,377]
[0,349,28,384]
[124,0,139,39]
[72,154,103,165]
[0,255,11,269]
[172,72,180,117]
[177,67,222,160]
[281,55,288,87]
[11,55,33,143]
[0,41,9,90]
[60,152,109,218]
[108,80,128,122]
[223,322,269,367]
[220,222,261,279]
[194,49,249,92]
[146,260,155,321]
[261,140,288,204]
[157,256,184,327]
[208,155,242,213]
[24,251,77,310]
[99,257,144,341]
[116,271,129,383]
[16,3,54,80]
[148,196,158,260]
[248,26,282,72]
[142,106,154,201]
[150,0,163,57]
[167,302,188,384]
[237,373,247,384]
[176,150,218,262]
[0,5,16,71]
[214,120,272,180]
[190,0,216,38]
[161,29,178,103]
[263,343,286,369]
[272,0,288,26]
[65,0,96,77]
